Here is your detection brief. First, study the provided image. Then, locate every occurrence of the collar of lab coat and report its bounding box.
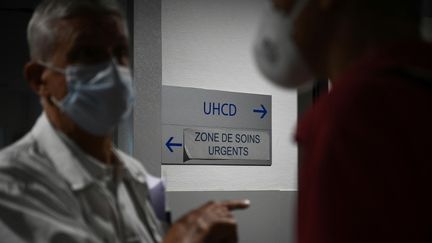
[30,113,149,191]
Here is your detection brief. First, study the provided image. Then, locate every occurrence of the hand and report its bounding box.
[163,200,250,243]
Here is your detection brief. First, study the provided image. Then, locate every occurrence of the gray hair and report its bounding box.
[28,0,125,61]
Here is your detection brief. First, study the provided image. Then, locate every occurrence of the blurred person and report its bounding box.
[0,0,249,242]
[254,0,431,243]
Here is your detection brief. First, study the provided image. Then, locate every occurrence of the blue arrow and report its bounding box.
[253,104,268,119]
[165,137,182,152]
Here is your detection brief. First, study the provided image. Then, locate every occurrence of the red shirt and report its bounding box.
[296,42,432,243]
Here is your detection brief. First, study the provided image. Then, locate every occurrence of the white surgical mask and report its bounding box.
[254,0,313,89]
[40,59,135,136]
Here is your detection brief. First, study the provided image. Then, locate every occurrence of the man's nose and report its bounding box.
[273,0,298,13]
[109,49,129,67]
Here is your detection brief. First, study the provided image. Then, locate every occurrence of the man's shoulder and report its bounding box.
[0,133,36,168]
[0,132,80,207]
[331,43,432,115]
[0,133,66,187]
[298,62,432,143]
[333,64,431,123]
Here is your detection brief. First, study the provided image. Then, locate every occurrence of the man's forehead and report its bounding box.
[273,0,298,12]
[58,15,127,38]
[54,16,127,50]
[49,14,128,64]
[272,0,322,13]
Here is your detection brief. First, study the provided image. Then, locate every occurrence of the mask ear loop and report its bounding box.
[49,96,63,108]
[36,61,66,110]
[37,61,66,75]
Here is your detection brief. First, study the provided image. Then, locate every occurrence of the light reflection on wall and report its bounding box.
[161,0,299,192]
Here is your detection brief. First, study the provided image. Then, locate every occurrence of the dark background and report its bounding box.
[0,1,39,149]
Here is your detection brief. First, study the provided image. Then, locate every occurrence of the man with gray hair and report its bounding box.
[0,0,249,242]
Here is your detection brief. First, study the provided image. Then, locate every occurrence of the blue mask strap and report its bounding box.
[37,61,66,75]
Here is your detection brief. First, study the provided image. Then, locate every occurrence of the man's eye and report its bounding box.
[114,47,129,59]
[69,48,109,64]
[112,46,129,66]
[81,49,97,57]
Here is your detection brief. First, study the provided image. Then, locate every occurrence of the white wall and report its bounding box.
[132,0,162,176]
[161,0,298,192]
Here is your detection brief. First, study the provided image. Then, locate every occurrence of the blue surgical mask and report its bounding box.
[40,59,135,136]
[254,0,313,89]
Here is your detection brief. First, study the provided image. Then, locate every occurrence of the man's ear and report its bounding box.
[273,0,296,12]
[24,62,47,96]
[319,0,335,10]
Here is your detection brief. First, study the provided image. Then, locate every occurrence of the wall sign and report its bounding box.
[162,86,272,165]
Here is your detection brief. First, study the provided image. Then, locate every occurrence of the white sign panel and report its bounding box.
[184,128,270,161]
[162,86,272,165]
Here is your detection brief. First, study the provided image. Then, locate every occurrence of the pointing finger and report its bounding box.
[221,199,251,211]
